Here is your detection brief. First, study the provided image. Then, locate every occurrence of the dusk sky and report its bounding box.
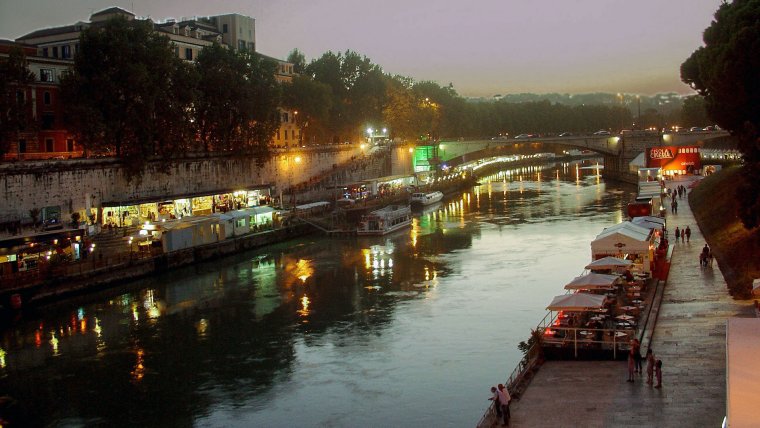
[0,0,722,97]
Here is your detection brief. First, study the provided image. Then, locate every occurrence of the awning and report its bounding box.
[564,273,621,290]
[585,256,633,270]
[546,293,607,312]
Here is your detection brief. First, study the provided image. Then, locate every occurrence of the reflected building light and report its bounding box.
[93,317,102,338]
[80,318,87,333]
[0,347,5,369]
[363,250,372,269]
[77,307,85,321]
[50,331,60,356]
[132,303,140,323]
[388,259,393,268]
[35,329,42,348]
[298,295,311,317]
[131,348,145,383]
[196,318,209,338]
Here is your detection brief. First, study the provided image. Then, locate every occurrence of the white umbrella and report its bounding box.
[546,293,607,312]
[753,279,760,297]
[564,273,621,290]
[585,256,633,270]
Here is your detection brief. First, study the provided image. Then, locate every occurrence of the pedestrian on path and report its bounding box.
[632,338,643,373]
[685,226,691,243]
[675,227,680,242]
[627,351,635,382]
[497,384,511,426]
[646,348,655,385]
[655,359,663,388]
[681,226,685,243]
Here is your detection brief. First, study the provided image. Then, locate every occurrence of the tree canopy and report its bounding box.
[681,0,760,228]
[61,16,281,171]
[0,47,36,157]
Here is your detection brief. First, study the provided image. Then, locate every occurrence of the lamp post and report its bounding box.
[636,95,641,130]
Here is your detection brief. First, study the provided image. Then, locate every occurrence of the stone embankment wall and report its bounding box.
[0,146,391,224]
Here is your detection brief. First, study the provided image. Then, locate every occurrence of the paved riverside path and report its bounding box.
[507,176,754,428]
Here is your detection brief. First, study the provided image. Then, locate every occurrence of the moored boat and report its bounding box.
[410,191,444,207]
[357,205,412,236]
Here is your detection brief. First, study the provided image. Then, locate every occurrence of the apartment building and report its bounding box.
[6,6,298,159]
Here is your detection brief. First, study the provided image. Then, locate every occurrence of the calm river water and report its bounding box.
[0,160,634,427]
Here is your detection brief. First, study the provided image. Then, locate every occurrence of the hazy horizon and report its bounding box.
[0,0,721,97]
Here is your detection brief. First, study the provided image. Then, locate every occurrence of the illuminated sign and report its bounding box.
[646,146,701,172]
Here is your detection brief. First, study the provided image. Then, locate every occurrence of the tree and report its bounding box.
[680,95,709,127]
[61,16,193,169]
[194,45,280,158]
[0,47,36,158]
[286,49,307,74]
[282,75,332,144]
[681,0,760,228]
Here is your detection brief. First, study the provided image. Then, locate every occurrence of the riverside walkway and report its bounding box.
[507,175,754,427]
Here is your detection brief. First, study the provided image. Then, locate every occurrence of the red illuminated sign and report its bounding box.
[646,146,701,172]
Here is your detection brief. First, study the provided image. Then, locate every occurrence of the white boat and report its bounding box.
[410,191,444,207]
[357,205,412,236]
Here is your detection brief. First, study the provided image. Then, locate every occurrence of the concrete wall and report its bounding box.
[0,147,371,224]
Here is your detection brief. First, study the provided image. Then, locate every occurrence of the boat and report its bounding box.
[410,191,444,207]
[357,205,412,236]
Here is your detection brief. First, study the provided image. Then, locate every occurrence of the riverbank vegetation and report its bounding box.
[689,166,760,298]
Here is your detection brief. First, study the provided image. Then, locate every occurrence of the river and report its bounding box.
[0,159,634,427]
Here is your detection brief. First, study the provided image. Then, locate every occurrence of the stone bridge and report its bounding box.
[422,131,731,181]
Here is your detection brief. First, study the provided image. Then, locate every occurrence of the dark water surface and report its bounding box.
[0,161,634,427]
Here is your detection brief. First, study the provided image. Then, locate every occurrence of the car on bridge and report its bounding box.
[592,130,611,136]
[689,127,703,132]
[514,134,533,139]
[558,132,573,137]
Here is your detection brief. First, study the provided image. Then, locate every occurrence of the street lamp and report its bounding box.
[636,95,641,130]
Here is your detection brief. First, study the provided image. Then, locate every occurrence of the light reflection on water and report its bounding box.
[0,160,633,427]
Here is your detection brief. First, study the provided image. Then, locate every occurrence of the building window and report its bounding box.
[238,40,246,51]
[66,139,74,152]
[41,113,55,130]
[44,91,51,105]
[175,46,180,57]
[62,45,71,59]
[223,24,228,33]
[282,112,289,123]
[185,48,193,60]
[75,43,79,55]
[18,139,27,153]
[46,139,54,152]
[52,46,59,58]
[284,129,288,140]
[40,69,54,82]
[16,90,24,104]
[42,47,49,57]
[276,130,281,140]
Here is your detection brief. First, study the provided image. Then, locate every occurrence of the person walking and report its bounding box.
[646,348,655,385]
[685,226,692,243]
[681,226,685,243]
[497,384,511,426]
[627,351,635,382]
[632,339,643,373]
[673,198,678,214]
[655,359,663,388]
[674,227,680,242]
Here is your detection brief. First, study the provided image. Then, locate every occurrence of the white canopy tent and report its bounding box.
[591,221,654,273]
[564,273,621,291]
[546,293,608,312]
[585,256,633,271]
[631,216,666,231]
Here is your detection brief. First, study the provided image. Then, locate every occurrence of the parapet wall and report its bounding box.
[0,147,373,224]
